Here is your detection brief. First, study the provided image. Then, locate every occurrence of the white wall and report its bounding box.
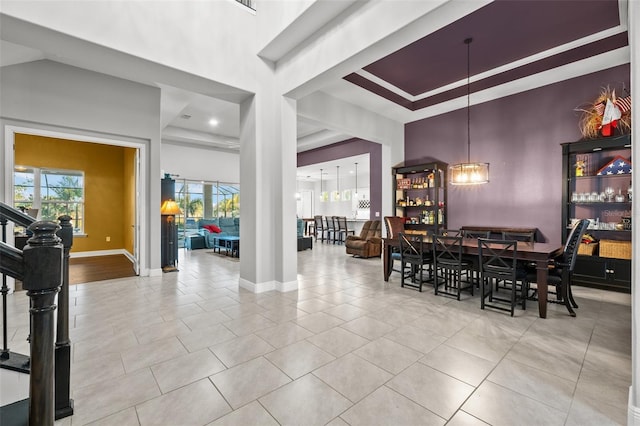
[0,60,162,274]
[161,142,240,183]
[0,1,260,94]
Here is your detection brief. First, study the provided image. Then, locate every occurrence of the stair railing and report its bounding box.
[0,221,62,426]
[0,202,36,359]
[0,203,74,423]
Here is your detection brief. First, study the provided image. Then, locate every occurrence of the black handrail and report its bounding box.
[0,202,37,228]
[0,242,25,279]
[1,201,34,360]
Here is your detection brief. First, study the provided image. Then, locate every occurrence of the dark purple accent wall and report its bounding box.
[298,139,382,221]
[405,64,630,244]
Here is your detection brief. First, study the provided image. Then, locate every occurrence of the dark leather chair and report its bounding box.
[345,220,382,258]
[527,219,589,317]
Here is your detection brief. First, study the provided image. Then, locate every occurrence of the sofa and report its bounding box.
[198,217,239,250]
[345,220,382,258]
[298,218,312,251]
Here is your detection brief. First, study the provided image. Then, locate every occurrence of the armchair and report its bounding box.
[345,220,382,258]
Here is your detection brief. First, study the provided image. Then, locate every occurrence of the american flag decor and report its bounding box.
[596,155,632,175]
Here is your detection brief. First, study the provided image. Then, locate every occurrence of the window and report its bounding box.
[14,166,85,234]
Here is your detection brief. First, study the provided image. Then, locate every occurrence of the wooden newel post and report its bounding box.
[55,215,74,419]
[22,221,63,426]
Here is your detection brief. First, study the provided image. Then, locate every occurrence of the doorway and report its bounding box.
[4,126,144,279]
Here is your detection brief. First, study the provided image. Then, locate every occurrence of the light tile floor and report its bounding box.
[3,242,632,425]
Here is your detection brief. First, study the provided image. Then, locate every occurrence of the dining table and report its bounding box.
[382,237,564,318]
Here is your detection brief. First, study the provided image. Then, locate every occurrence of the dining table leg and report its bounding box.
[383,243,391,281]
[535,259,548,318]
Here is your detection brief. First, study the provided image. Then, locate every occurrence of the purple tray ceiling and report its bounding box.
[347,0,623,110]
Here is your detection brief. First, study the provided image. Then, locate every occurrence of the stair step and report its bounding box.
[0,352,30,374]
[0,398,28,426]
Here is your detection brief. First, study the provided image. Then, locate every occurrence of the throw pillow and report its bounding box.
[204,224,222,233]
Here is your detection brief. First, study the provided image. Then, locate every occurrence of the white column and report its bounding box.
[630,0,640,424]
[238,87,298,293]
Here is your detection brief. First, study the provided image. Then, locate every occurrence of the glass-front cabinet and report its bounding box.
[392,161,448,234]
[561,134,631,292]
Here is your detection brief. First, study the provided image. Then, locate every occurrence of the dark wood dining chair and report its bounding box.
[433,235,473,300]
[336,216,355,244]
[526,219,589,317]
[325,216,336,243]
[313,215,326,242]
[478,238,529,316]
[399,232,432,292]
[463,230,490,287]
[384,216,405,275]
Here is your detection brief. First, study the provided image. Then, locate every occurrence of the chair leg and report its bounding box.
[561,270,576,317]
[567,272,579,309]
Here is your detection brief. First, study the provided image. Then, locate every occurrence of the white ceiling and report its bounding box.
[0,38,347,153]
[297,153,370,182]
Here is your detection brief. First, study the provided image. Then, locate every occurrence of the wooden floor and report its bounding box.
[69,254,136,285]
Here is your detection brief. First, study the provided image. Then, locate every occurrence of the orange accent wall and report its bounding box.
[123,148,136,255]
[15,134,136,254]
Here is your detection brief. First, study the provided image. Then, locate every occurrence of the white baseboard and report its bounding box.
[148,268,163,277]
[277,280,299,292]
[239,278,275,293]
[239,278,298,293]
[70,248,129,258]
[629,387,640,425]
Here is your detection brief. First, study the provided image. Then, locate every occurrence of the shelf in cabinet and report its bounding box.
[570,202,631,206]
[396,204,438,209]
[568,227,630,232]
[570,174,632,180]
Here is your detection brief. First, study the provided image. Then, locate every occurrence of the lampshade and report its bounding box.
[448,162,490,185]
[449,37,489,186]
[160,199,182,215]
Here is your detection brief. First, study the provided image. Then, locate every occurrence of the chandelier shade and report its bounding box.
[449,37,489,186]
[448,162,490,185]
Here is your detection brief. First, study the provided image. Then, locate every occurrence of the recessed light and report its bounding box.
[209,119,219,126]
[181,114,191,120]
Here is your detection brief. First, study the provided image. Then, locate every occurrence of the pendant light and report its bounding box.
[334,165,341,201]
[449,37,489,185]
[319,168,324,201]
[354,162,358,198]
